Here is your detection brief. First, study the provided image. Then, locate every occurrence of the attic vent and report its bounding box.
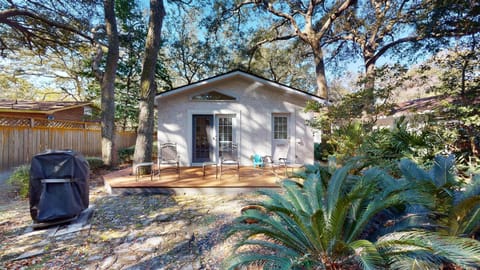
[192,91,236,101]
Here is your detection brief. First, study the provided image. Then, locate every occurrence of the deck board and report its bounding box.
[103,166,292,189]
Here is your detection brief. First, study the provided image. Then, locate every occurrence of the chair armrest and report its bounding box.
[278,158,287,166]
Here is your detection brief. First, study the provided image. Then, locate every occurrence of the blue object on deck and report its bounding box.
[252,154,264,168]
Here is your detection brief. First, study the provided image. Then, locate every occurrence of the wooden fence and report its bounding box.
[0,116,137,171]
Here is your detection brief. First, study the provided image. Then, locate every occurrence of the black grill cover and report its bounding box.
[29,150,89,223]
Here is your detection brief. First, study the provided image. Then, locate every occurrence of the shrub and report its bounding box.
[358,117,448,176]
[327,121,365,163]
[6,164,30,199]
[118,145,135,163]
[314,142,334,161]
[85,157,104,170]
[118,142,159,164]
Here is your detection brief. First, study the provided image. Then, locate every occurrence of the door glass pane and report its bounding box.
[273,115,288,139]
[218,116,233,158]
[193,115,213,162]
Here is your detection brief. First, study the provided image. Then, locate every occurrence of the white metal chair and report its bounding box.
[220,142,239,178]
[263,143,289,176]
[157,142,180,178]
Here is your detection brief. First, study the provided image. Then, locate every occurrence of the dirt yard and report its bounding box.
[0,168,260,269]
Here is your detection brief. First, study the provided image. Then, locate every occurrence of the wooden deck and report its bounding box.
[102,165,299,195]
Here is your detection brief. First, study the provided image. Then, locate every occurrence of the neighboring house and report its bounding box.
[374,95,441,129]
[376,94,480,128]
[155,70,325,167]
[0,99,95,121]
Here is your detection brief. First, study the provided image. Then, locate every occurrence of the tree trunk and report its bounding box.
[364,58,376,114]
[133,0,165,166]
[101,0,119,167]
[312,42,329,100]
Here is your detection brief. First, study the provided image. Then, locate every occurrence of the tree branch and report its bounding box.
[367,35,421,67]
[0,8,94,43]
[316,0,357,38]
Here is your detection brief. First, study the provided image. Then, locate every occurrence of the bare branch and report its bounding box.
[366,35,422,67]
[316,0,357,38]
[256,34,297,48]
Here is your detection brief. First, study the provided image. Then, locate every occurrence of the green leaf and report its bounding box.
[349,240,384,270]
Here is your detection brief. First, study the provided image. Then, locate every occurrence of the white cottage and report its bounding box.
[155,70,325,167]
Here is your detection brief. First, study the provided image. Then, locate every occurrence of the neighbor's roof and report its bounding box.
[390,95,443,116]
[390,93,480,116]
[156,69,326,103]
[0,99,92,114]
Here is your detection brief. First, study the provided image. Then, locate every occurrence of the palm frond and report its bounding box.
[237,239,301,258]
[429,154,456,187]
[349,239,385,270]
[234,210,310,253]
[461,207,480,237]
[387,255,440,270]
[282,180,313,215]
[224,252,293,270]
[303,170,326,215]
[326,162,355,216]
[448,195,480,236]
[399,158,431,183]
[377,231,480,268]
[311,209,327,251]
[257,188,295,211]
[454,174,480,204]
[432,236,480,268]
[275,211,319,252]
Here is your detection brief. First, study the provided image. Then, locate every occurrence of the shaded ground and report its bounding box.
[0,168,260,269]
[0,169,14,205]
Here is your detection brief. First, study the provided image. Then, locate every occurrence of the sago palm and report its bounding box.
[225,159,480,269]
[225,161,423,269]
[399,155,480,238]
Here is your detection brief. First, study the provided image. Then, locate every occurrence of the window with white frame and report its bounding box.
[273,114,289,139]
[218,117,233,144]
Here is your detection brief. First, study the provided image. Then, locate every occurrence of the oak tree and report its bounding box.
[133,0,166,166]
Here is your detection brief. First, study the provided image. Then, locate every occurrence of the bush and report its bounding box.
[118,142,159,164]
[314,142,334,161]
[118,145,135,163]
[6,164,30,199]
[85,157,104,170]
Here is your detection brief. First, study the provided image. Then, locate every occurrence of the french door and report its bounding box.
[192,114,236,163]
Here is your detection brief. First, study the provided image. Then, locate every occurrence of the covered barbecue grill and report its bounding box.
[29,150,89,223]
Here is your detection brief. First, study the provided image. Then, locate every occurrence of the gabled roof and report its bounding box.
[0,99,92,114]
[156,69,326,103]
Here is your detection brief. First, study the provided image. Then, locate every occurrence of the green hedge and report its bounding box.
[7,164,30,199]
[314,142,334,161]
[118,146,135,163]
[118,142,159,164]
[85,157,104,170]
